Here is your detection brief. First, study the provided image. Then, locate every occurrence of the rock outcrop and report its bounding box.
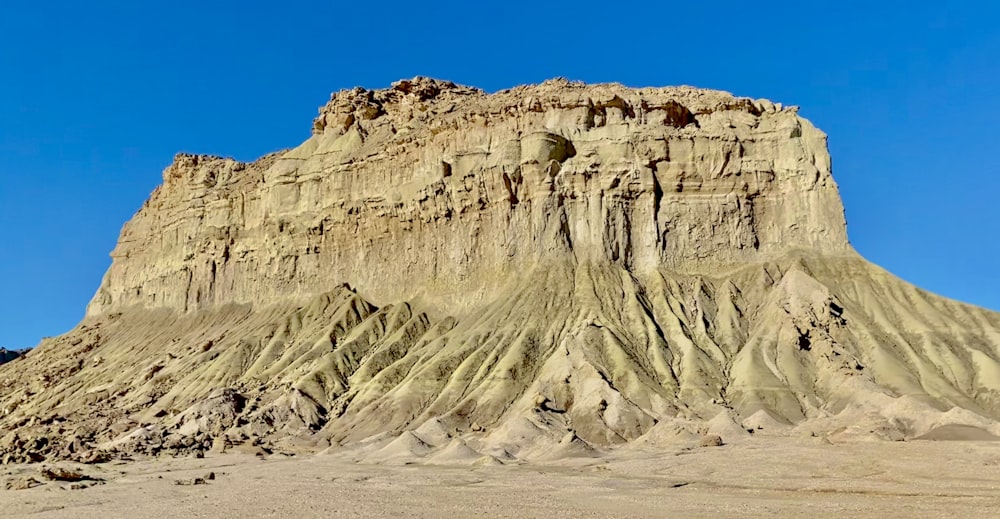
[87,78,848,317]
[2,78,999,464]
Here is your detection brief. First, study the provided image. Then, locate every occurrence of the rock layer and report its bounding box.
[1,78,999,464]
[88,78,848,317]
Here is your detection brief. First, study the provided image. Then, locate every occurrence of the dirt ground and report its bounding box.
[2,437,999,518]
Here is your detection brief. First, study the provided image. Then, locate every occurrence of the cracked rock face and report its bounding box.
[2,78,999,464]
[87,77,848,318]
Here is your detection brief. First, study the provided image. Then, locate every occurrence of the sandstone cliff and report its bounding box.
[87,78,848,317]
[1,78,998,464]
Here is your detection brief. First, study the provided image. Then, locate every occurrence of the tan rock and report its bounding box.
[700,434,724,447]
[4,476,42,490]
[0,78,998,463]
[86,77,848,318]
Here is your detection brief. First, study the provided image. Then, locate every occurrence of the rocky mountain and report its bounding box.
[2,78,998,464]
[0,349,20,366]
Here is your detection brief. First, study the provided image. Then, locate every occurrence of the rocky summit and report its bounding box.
[2,78,999,464]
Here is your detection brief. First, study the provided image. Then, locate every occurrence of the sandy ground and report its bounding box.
[2,437,999,518]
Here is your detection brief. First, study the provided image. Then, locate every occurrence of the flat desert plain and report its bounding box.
[2,437,999,518]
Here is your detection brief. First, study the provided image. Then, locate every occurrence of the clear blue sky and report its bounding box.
[1,1,998,349]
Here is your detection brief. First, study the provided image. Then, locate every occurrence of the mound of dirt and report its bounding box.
[914,425,1000,442]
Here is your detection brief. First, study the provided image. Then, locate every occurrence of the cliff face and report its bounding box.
[1,79,999,465]
[87,78,848,317]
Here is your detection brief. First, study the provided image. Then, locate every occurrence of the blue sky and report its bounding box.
[1,1,998,349]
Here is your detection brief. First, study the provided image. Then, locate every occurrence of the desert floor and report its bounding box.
[2,437,999,518]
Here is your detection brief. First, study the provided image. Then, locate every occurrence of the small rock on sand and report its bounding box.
[700,435,724,447]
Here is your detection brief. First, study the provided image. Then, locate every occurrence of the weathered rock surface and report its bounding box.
[87,78,848,317]
[1,78,999,463]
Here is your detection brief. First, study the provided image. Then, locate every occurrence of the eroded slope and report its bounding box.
[1,78,998,464]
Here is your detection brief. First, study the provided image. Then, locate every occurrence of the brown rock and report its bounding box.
[5,476,43,490]
[38,466,89,482]
[700,435,724,448]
